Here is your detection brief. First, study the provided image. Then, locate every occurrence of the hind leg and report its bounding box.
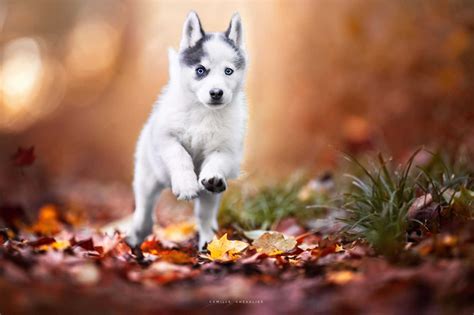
[127,161,163,248]
[194,192,221,250]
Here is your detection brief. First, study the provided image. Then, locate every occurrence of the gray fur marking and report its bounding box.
[180,34,212,66]
[180,33,246,70]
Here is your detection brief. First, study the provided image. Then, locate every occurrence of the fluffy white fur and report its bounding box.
[127,12,248,250]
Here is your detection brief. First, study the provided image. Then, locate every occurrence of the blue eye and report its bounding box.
[224,68,234,76]
[195,66,207,77]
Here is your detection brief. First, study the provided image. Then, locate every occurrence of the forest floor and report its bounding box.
[1,150,473,315]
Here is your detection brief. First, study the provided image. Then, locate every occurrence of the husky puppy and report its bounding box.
[127,11,248,250]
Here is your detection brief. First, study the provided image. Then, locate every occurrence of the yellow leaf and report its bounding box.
[335,244,344,252]
[207,233,248,261]
[252,232,297,256]
[52,240,71,250]
[39,239,70,251]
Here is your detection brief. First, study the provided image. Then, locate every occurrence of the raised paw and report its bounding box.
[171,176,199,200]
[175,189,198,201]
[200,175,227,193]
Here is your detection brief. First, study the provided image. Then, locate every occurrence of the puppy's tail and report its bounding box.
[168,48,179,82]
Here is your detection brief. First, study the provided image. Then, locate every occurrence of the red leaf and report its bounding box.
[0,230,7,245]
[94,246,104,255]
[76,238,95,251]
[11,146,36,167]
[27,237,56,247]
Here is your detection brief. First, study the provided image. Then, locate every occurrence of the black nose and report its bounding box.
[209,88,223,101]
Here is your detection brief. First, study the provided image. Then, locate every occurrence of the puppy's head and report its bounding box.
[176,11,246,109]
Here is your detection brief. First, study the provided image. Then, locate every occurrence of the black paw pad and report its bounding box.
[201,177,226,193]
[124,239,144,261]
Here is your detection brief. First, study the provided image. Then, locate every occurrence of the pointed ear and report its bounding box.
[180,11,205,51]
[225,13,244,48]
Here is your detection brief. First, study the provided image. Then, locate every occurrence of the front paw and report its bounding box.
[125,229,148,260]
[200,174,227,193]
[198,229,216,251]
[172,176,199,200]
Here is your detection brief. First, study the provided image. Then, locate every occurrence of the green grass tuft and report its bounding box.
[341,151,419,258]
[219,175,326,231]
[341,149,473,259]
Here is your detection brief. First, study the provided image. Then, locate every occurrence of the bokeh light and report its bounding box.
[0,37,65,132]
[0,38,43,114]
[65,17,120,79]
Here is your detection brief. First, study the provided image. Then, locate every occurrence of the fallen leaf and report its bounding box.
[240,252,267,264]
[141,239,163,255]
[30,205,63,236]
[347,245,370,258]
[11,146,36,167]
[39,239,71,251]
[207,233,248,261]
[75,238,95,251]
[27,237,56,247]
[159,250,197,264]
[141,240,196,264]
[252,232,297,255]
[407,194,433,219]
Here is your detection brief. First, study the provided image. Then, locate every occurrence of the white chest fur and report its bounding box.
[180,108,230,156]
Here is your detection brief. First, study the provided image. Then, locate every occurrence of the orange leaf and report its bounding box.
[141,240,196,264]
[335,244,344,252]
[30,205,62,236]
[141,240,162,255]
[159,250,197,264]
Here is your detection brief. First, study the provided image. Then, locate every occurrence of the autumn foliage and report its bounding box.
[1,149,473,314]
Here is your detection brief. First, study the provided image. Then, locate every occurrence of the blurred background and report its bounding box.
[1,0,473,214]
